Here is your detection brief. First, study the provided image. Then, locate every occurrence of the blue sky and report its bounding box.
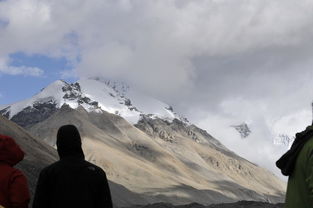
[0,53,75,105]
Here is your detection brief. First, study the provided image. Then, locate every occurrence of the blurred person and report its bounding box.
[277,125,313,208]
[33,125,112,208]
[0,135,30,208]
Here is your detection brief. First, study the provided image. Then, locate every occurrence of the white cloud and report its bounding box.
[0,65,43,76]
[194,107,288,179]
[1,0,313,93]
[1,0,313,177]
[190,95,313,179]
[0,56,43,76]
[60,69,78,79]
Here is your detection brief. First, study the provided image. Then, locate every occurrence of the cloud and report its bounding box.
[196,111,288,179]
[0,56,44,76]
[60,69,78,79]
[71,0,313,98]
[1,0,313,94]
[1,0,313,176]
[193,97,312,179]
[0,65,44,76]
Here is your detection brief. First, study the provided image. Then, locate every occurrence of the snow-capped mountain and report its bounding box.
[0,78,286,205]
[273,134,294,148]
[271,110,312,148]
[0,78,187,127]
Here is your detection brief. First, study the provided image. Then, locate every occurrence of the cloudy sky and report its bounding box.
[1,0,313,178]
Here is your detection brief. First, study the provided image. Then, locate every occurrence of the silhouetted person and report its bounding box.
[276,125,313,208]
[33,125,113,208]
[0,135,30,208]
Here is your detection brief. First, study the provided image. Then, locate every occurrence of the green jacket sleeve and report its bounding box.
[306,150,313,203]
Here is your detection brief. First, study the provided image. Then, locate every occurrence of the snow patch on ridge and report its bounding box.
[78,78,184,124]
[4,80,67,119]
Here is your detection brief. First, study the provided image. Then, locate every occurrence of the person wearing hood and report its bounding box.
[32,125,113,208]
[0,135,30,208]
[277,125,313,208]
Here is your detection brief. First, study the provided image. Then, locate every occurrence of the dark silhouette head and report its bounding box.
[56,125,84,159]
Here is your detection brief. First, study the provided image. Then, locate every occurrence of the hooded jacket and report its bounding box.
[0,135,30,208]
[32,125,113,208]
[276,126,313,208]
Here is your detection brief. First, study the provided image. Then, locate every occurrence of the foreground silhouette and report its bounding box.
[33,125,113,208]
[0,135,30,208]
[277,125,313,208]
[126,201,283,208]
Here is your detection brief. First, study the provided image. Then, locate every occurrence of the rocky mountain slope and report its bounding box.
[0,115,285,208]
[28,105,285,205]
[0,115,163,207]
[126,201,283,208]
[0,78,286,206]
[0,115,57,195]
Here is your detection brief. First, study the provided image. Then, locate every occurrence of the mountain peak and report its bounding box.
[0,79,186,127]
[231,123,252,138]
[41,79,68,91]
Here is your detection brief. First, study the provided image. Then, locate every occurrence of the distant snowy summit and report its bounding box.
[274,134,294,148]
[0,78,188,127]
[231,123,251,138]
[231,122,295,147]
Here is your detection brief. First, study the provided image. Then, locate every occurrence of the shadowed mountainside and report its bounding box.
[28,105,285,205]
[0,115,158,207]
[125,201,283,208]
[0,113,287,208]
[0,115,57,194]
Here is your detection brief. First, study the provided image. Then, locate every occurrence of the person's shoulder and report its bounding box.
[83,160,107,176]
[7,167,28,183]
[10,167,26,177]
[305,136,313,149]
[39,160,63,175]
[300,136,313,160]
